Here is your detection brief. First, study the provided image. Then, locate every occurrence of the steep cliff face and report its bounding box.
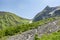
[7,19,60,40]
[33,6,60,22]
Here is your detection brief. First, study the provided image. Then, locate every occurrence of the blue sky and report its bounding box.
[0,0,60,19]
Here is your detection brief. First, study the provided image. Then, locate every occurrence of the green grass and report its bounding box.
[34,31,60,40]
[0,36,7,40]
[0,12,56,40]
[0,18,55,40]
[0,12,29,29]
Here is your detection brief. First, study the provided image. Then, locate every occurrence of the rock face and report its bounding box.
[7,20,60,40]
[33,6,60,22]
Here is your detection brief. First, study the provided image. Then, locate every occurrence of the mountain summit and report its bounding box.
[33,6,60,22]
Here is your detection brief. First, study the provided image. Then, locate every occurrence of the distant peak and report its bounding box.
[44,5,50,10]
[46,5,50,7]
[46,5,50,8]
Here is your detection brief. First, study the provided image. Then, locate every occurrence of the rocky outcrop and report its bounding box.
[33,6,60,22]
[7,20,60,40]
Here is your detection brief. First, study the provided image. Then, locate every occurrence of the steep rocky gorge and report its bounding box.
[7,19,60,40]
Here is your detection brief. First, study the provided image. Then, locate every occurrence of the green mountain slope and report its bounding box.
[0,11,29,28]
[0,6,60,40]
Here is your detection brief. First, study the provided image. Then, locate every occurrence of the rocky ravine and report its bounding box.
[7,20,60,40]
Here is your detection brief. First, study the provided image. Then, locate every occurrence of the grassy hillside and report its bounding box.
[0,17,55,39]
[0,11,59,40]
[34,31,60,40]
[0,12,29,29]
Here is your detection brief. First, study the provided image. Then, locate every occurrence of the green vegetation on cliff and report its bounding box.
[0,17,55,38]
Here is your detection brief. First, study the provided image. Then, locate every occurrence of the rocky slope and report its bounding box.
[6,19,60,40]
[33,6,60,22]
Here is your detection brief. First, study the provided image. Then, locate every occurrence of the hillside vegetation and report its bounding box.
[34,31,60,40]
[0,17,55,39]
[0,5,60,40]
[0,12,29,29]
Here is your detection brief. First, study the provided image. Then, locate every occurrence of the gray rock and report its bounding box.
[7,20,60,40]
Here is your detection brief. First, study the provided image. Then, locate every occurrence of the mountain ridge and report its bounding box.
[0,6,60,40]
[33,6,60,22]
[0,11,29,28]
